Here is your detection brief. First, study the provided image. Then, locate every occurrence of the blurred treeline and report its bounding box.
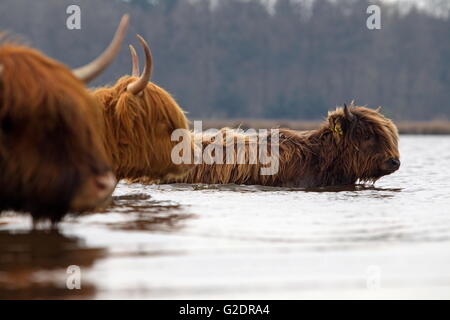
[1,0,450,121]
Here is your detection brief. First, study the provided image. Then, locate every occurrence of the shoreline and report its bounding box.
[196,119,450,135]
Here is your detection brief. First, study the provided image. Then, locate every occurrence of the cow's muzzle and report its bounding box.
[385,158,401,172]
[70,171,117,212]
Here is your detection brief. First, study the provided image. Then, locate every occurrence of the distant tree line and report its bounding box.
[1,0,450,120]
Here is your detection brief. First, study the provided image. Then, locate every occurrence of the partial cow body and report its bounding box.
[163,104,401,187]
[0,15,129,223]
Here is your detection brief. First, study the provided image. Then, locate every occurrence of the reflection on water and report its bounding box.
[0,230,104,299]
[102,194,194,232]
[1,136,450,299]
[150,182,403,194]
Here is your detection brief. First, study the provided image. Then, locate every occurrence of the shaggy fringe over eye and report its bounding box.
[93,76,194,181]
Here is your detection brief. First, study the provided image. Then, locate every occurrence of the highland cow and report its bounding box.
[165,103,400,187]
[0,15,129,223]
[93,35,193,181]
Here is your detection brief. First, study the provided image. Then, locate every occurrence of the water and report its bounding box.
[1,135,450,299]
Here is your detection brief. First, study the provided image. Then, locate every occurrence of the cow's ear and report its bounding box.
[328,103,356,137]
[330,117,344,137]
[328,110,344,137]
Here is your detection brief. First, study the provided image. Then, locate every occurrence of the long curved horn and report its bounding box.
[129,45,140,77]
[344,103,354,121]
[73,14,129,83]
[127,34,153,95]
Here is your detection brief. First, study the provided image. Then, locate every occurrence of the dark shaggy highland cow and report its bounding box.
[0,15,129,223]
[164,103,400,187]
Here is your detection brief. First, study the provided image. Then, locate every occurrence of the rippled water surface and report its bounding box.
[1,135,450,299]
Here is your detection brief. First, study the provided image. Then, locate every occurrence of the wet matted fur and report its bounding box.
[163,103,400,187]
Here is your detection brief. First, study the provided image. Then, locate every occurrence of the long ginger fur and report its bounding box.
[93,76,193,181]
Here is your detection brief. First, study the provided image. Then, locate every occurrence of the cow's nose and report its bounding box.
[70,171,117,212]
[94,172,117,195]
[389,158,401,170]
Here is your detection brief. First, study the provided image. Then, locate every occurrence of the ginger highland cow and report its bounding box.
[93,35,193,181]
